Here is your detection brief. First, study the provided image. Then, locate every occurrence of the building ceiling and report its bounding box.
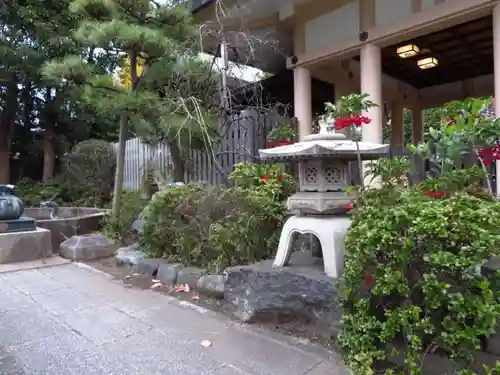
[378,16,493,89]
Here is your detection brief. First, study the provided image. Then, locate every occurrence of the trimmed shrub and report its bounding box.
[140,163,295,272]
[63,139,116,201]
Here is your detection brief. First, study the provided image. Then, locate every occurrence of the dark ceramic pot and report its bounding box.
[0,195,24,220]
[266,140,295,148]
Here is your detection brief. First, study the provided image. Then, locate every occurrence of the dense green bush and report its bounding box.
[338,96,500,375]
[15,178,66,206]
[340,177,500,375]
[140,163,294,272]
[63,139,116,201]
[15,139,116,208]
[15,176,111,208]
[103,189,149,244]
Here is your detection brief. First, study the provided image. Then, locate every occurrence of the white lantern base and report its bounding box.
[273,215,351,278]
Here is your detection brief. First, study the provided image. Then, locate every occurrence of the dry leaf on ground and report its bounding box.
[171,284,191,293]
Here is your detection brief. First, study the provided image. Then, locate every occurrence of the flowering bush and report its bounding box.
[409,97,500,194]
[266,122,297,144]
[229,162,296,200]
[340,97,500,375]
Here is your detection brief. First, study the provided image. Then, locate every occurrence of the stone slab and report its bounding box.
[0,227,52,264]
[60,235,117,261]
[0,216,36,233]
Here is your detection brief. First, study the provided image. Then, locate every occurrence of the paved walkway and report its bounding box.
[0,262,346,375]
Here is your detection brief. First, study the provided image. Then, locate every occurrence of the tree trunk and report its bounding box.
[111,52,139,224]
[0,149,10,184]
[42,129,56,180]
[111,113,128,222]
[168,141,186,182]
[0,79,18,184]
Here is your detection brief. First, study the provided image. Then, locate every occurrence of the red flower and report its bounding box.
[334,117,350,130]
[261,175,269,182]
[364,271,376,287]
[424,190,444,199]
[334,115,371,130]
[351,115,371,127]
[345,200,354,211]
[478,145,500,166]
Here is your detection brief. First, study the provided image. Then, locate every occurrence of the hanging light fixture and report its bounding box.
[417,57,439,69]
[396,44,420,58]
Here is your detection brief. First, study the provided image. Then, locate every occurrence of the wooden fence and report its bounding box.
[115,110,297,190]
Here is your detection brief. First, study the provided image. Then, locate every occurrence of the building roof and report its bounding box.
[191,0,215,13]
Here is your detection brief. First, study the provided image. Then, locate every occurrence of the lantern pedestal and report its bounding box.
[273,215,351,278]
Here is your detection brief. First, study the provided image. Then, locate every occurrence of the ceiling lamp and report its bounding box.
[396,44,420,58]
[417,57,439,69]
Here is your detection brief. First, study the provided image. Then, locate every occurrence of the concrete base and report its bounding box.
[0,227,52,264]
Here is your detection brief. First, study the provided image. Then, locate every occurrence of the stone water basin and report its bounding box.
[24,207,108,253]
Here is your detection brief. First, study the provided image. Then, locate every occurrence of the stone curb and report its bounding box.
[115,245,224,298]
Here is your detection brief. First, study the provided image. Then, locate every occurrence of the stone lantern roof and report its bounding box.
[259,124,390,162]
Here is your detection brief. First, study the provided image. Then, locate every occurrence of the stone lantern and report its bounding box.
[259,122,389,278]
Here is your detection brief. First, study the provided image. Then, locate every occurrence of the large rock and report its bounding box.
[223,257,339,324]
[131,219,143,234]
[60,235,117,261]
[115,243,146,266]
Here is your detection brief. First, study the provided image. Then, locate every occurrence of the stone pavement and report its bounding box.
[0,262,347,375]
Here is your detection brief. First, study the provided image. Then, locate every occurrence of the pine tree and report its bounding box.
[43,0,220,224]
[1,0,119,182]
